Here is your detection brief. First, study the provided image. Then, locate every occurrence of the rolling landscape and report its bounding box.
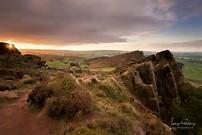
[1,0,202,135]
[21,49,202,88]
[0,43,202,135]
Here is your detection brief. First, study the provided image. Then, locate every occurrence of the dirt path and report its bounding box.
[0,92,58,135]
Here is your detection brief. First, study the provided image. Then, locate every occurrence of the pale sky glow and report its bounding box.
[3,35,202,52]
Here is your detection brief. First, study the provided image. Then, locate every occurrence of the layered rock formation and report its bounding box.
[117,50,186,124]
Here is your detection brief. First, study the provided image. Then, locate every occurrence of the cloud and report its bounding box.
[0,0,201,45]
[0,0,174,45]
[151,39,202,52]
[158,0,202,20]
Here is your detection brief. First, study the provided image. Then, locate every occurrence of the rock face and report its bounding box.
[117,50,185,123]
[0,43,46,68]
[0,42,21,55]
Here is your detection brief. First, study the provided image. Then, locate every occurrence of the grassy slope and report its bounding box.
[176,57,202,87]
[179,59,202,81]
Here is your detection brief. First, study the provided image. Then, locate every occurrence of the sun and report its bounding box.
[8,44,14,50]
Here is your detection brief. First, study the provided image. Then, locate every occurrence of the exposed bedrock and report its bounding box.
[117,50,186,123]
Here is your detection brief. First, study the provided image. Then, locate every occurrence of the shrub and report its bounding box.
[48,90,93,119]
[69,61,80,67]
[91,78,98,84]
[47,97,67,117]
[28,85,54,107]
[49,75,77,96]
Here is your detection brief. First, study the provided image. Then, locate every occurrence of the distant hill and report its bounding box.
[88,50,144,68]
[21,49,127,59]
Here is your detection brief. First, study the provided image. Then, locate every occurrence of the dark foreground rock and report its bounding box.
[0,42,21,55]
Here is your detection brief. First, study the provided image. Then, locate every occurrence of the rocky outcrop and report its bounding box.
[22,54,46,67]
[0,42,46,83]
[0,43,46,69]
[0,42,21,55]
[117,50,186,123]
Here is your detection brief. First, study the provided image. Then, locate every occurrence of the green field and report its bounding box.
[176,57,202,87]
[47,61,70,69]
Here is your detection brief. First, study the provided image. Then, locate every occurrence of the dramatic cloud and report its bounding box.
[0,0,173,45]
[0,0,201,45]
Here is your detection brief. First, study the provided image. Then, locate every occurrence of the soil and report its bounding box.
[0,92,58,135]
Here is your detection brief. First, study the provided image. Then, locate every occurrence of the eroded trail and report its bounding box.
[0,92,58,135]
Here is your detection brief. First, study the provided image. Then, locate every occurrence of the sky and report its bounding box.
[0,0,202,52]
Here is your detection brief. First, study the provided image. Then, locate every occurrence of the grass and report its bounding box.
[90,67,115,72]
[172,87,202,135]
[176,57,202,86]
[47,61,70,69]
[183,63,202,81]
